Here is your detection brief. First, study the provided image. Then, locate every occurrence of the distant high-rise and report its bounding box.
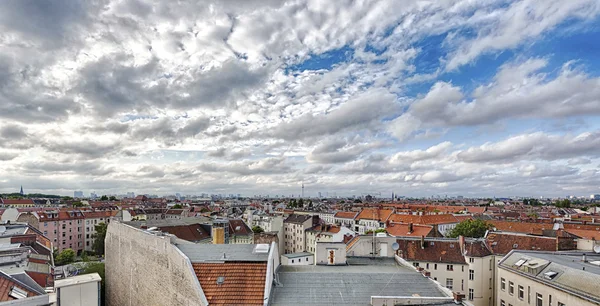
[74,191,84,198]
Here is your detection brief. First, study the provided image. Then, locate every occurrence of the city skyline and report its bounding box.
[2,1,600,197]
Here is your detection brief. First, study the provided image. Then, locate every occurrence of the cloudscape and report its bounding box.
[1,0,600,197]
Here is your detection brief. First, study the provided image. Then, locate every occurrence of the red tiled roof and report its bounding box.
[396,238,466,264]
[229,220,252,236]
[388,214,465,225]
[1,199,35,205]
[193,262,267,306]
[356,208,393,222]
[565,229,600,240]
[486,232,558,255]
[386,223,433,237]
[158,224,210,242]
[334,211,358,219]
[488,220,551,235]
[0,272,38,301]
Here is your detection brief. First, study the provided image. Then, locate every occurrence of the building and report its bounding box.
[280,252,313,265]
[82,211,115,253]
[283,214,317,254]
[105,221,279,306]
[228,219,254,244]
[0,270,50,305]
[333,211,358,228]
[497,250,600,306]
[22,210,86,254]
[73,191,84,198]
[54,273,101,306]
[0,199,36,208]
[355,208,394,234]
[395,236,495,306]
[305,224,354,254]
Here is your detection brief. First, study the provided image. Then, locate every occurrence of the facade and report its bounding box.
[317,212,335,225]
[497,250,600,306]
[34,210,85,254]
[333,211,358,229]
[305,224,354,254]
[355,208,393,234]
[82,211,114,253]
[283,214,315,254]
[228,219,254,244]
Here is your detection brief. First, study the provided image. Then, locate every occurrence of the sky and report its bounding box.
[1,0,600,198]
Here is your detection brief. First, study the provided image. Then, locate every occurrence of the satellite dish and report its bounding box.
[594,245,600,254]
[392,242,399,251]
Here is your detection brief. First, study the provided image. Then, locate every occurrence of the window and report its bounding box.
[501,278,507,291]
[461,279,464,291]
[519,285,524,300]
[501,300,505,306]
[489,278,492,289]
[558,302,565,306]
[44,222,48,226]
[528,286,531,304]
[306,257,308,261]
[462,266,464,272]
[44,231,48,236]
[469,257,474,263]
[468,288,474,300]
[434,263,437,270]
[509,281,514,295]
[291,260,294,263]
[489,259,493,270]
[537,293,543,306]
[413,262,419,267]
[447,264,453,271]
[446,278,453,290]
[549,295,552,306]
[469,269,474,280]
[426,263,429,269]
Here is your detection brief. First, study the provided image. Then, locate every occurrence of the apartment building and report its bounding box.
[31,210,85,254]
[305,224,354,254]
[355,208,393,234]
[395,236,495,306]
[333,211,358,229]
[83,210,115,253]
[497,250,600,306]
[283,214,316,254]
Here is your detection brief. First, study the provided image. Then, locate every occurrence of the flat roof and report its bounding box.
[282,252,313,259]
[177,244,270,262]
[55,273,101,288]
[270,258,449,306]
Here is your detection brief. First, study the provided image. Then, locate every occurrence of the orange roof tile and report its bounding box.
[565,229,600,240]
[334,211,358,219]
[193,262,267,306]
[386,223,433,237]
[356,208,393,222]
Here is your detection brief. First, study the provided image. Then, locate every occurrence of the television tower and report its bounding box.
[301,182,304,198]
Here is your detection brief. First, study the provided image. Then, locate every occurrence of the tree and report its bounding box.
[353,199,362,203]
[172,204,183,209]
[447,219,492,238]
[81,251,89,262]
[82,263,105,306]
[298,198,304,207]
[252,226,264,233]
[555,199,571,208]
[93,223,108,256]
[72,201,84,207]
[100,195,108,201]
[108,196,117,201]
[55,249,76,266]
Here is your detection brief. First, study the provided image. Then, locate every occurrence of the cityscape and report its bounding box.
[1,0,600,306]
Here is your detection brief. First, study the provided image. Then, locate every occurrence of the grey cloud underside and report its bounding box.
[1,0,600,196]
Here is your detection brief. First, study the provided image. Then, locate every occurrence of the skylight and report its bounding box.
[515,258,528,267]
[544,271,558,279]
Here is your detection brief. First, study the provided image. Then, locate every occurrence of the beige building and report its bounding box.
[497,250,600,306]
[283,214,316,254]
[54,273,102,306]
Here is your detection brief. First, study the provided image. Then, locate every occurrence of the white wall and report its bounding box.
[281,254,314,265]
[315,242,346,265]
[58,281,100,306]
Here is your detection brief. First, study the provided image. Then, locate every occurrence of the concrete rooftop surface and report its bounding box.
[270,257,450,306]
[176,243,270,262]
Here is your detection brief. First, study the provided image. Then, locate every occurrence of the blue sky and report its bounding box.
[1,0,600,197]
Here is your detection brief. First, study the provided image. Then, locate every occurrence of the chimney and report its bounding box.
[459,235,465,253]
[583,253,587,263]
[421,235,425,249]
[408,223,413,233]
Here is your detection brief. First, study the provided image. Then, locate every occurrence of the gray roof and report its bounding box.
[11,272,46,294]
[282,252,313,259]
[176,243,270,262]
[124,217,211,228]
[500,251,600,303]
[270,258,450,306]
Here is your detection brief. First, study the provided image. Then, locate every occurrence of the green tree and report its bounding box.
[447,219,492,238]
[252,226,264,233]
[108,196,117,201]
[93,223,108,256]
[353,199,362,203]
[81,251,89,262]
[82,263,105,306]
[555,199,571,208]
[72,201,84,207]
[55,249,76,266]
[171,204,183,209]
[100,195,108,201]
[298,198,304,207]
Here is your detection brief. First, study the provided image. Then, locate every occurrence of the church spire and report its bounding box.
[20,185,24,196]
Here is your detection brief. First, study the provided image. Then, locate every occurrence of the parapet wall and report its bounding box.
[105,221,207,306]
